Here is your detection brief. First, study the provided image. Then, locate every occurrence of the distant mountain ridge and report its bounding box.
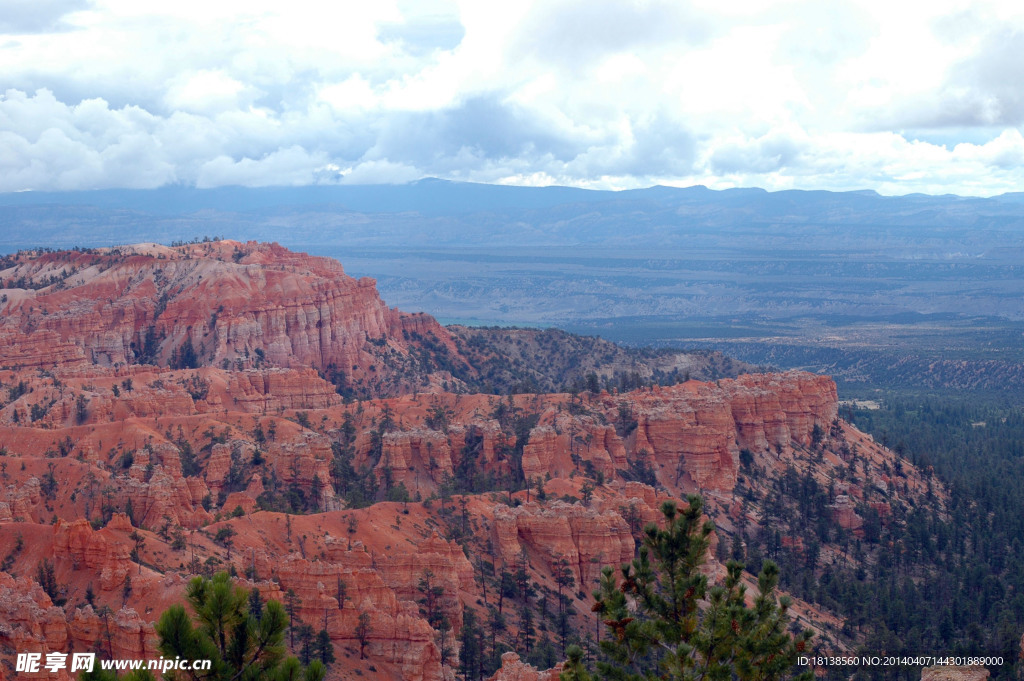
[3,178,1024,252]
[0,177,1011,215]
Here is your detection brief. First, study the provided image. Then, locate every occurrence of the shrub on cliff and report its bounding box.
[80,572,326,681]
[566,495,812,681]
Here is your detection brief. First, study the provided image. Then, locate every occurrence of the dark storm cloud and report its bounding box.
[708,132,805,175]
[884,27,1024,129]
[368,96,588,167]
[618,113,696,176]
[942,28,1024,125]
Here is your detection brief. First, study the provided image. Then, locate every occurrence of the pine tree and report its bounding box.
[154,572,325,681]
[459,607,483,681]
[418,569,452,665]
[297,623,316,665]
[37,559,65,606]
[316,628,336,666]
[284,588,301,648]
[356,611,371,659]
[248,587,264,619]
[438,615,453,667]
[519,601,535,655]
[553,556,575,654]
[561,645,592,681]
[487,606,507,669]
[528,633,557,670]
[582,495,812,681]
[417,569,445,627]
[336,577,347,610]
[122,574,132,606]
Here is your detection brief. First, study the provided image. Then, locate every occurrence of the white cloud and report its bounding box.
[195,146,330,188]
[164,70,257,114]
[953,129,1024,169]
[318,76,379,112]
[0,89,176,190]
[2,0,1024,194]
[339,159,422,184]
[0,0,90,34]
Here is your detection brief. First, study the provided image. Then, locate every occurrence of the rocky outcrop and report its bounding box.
[118,469,212,530]
[272,555,445,681]
[377,430,458,491]
[237,533,454,681]
[53,514,134,592]
[1,477,43,521]
[0,242,470,397]
[0,573,69,654]
[356,372,838,498]
[222,368,342,412]
[828,495,864,535]
[0,569,157,680]
[487,652,562,681]
[203,434,334,505]
[376,532,475,623]
[493,501,634,589]
[0,357,854,681]
[603,373,838,493]
[67,606,158,662]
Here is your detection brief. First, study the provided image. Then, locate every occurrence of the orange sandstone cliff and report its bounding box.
[0,243,938,680]
[0,241,468,397]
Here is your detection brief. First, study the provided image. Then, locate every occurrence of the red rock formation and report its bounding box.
[67,606,159,663]
[487,652,562,681]
[0,572,69,655]
[828,495,864,535]
[0,353,894,681]
[376,531,475,624]
[333,372,839,500]
[0,571,157,679]
[0,242,470,397]
[265,555,446,681]
[602,374,838,493]
[222,368,342,412]
[492,501,634,589]
[53,514,135,592]
[0,243,939,681]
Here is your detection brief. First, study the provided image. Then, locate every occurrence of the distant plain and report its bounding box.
[4,180,1023,395]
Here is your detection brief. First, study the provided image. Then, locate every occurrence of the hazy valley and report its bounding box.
[5,181,1023,399]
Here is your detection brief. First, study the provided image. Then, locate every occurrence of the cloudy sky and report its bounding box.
[1,0,1024,195]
